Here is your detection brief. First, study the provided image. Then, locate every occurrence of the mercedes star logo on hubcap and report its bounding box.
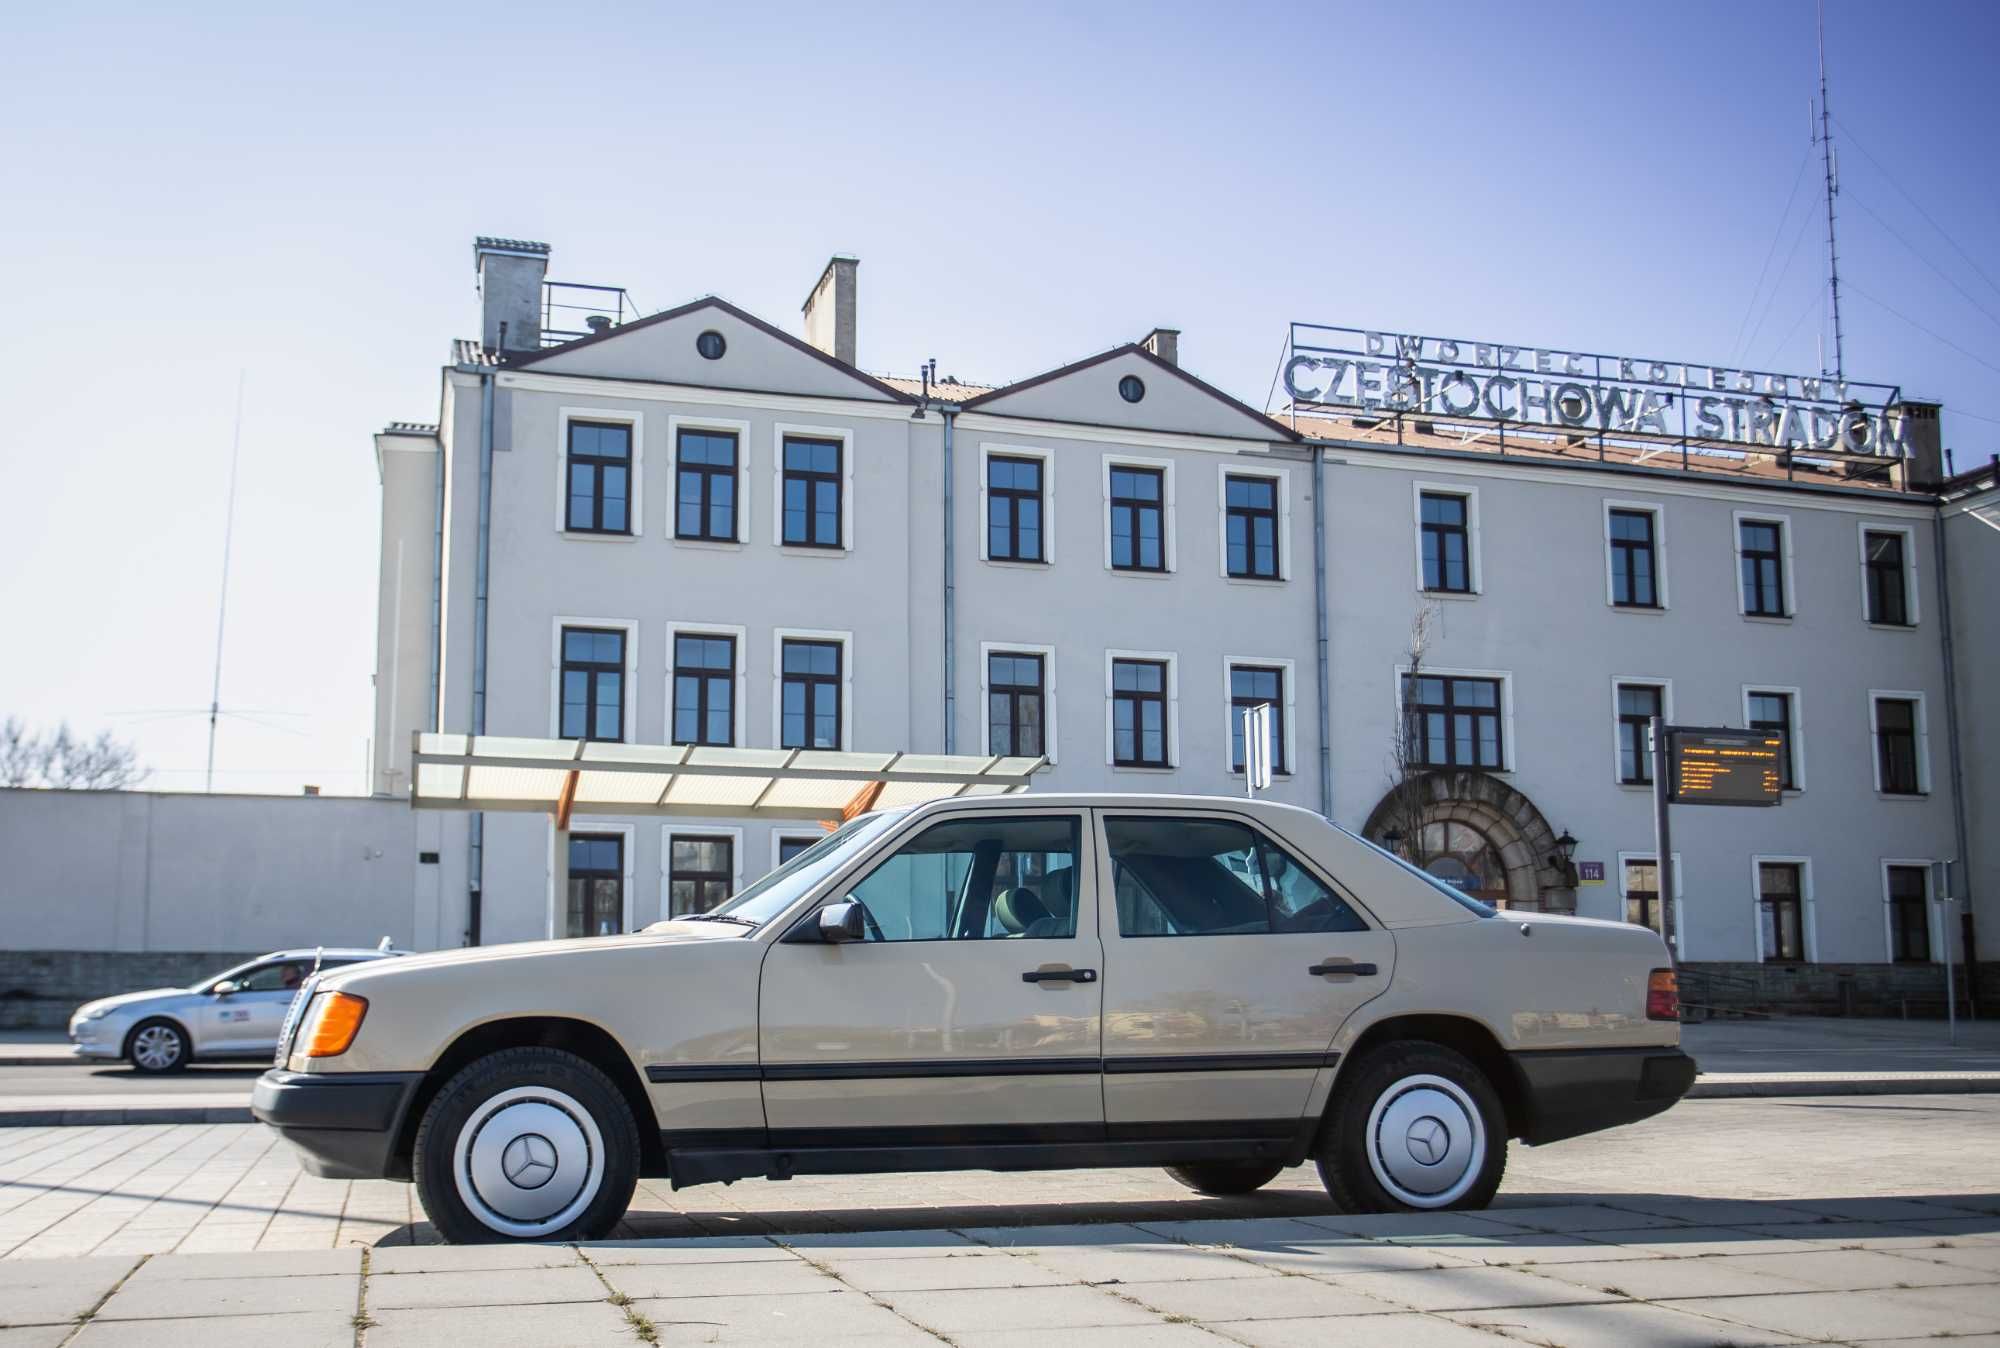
[1405,1116,1449,1166]
[501,1132,558,1189]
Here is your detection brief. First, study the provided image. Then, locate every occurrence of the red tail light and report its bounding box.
[1646,968,1679,1022]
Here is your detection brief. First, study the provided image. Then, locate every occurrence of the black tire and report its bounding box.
[412,1047,639,1244]
[125,1019,191,1074]
[1163,1161,1286,1196]
[1316,1041,1507,1214]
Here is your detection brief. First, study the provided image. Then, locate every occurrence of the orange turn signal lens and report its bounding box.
[303,992,368,1058]
[1646,969,1680,1022]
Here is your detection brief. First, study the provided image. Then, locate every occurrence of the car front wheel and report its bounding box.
[127,1020,190,1074]
[1316,1041,1507,1213]
[412,1047,639,1244]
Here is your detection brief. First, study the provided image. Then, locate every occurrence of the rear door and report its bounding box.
[1094,809,1393,1139]
[757,810,1105,1145]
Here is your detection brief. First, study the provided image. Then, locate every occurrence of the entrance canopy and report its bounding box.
[410,734,1046,823]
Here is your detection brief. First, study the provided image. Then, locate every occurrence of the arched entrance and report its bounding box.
[1361,770,1574,912]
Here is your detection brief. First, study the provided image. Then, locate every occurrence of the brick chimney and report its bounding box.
[1892,400,1944,489]
[474,237,549,354]
[803,255,858,366]
[1142,328,1181,367]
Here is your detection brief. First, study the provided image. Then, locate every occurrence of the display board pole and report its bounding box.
[1651,716,1678,962]
[1938,859,1958,1048]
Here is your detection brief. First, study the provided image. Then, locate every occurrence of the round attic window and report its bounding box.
[696,330,727,360]
[1118,374,1146,403]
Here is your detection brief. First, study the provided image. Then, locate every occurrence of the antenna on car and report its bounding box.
[377,936,394,952]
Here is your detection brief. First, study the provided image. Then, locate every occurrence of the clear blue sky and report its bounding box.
[1,0,1994,795]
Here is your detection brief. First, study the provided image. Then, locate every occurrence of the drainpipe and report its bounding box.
[1933,497,1972,997]
[1313,447,1334,819]
[465,367,496,945]
[427,424,444,734]
[942,406,958,753]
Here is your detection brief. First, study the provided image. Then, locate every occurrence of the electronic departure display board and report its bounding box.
[1669,727,1785,806]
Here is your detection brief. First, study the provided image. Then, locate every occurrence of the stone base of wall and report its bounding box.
[1681,960,1997,1018]
[0,951,259,1030]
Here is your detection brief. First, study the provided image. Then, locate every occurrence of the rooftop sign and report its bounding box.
[1281,324,1909,459]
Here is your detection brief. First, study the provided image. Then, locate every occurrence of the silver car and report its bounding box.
[70,945,402,1073]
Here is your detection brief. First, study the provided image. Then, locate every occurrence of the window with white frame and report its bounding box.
[1756,858,1809,962]
[1734,513,1791,617]
[1870,692,1928,796]
[671,631,738,747]
[551,819,635,939]
[773,630,852,750]
[1885,862,1931,963]
[986,650,1048,758]
[559,409,643,536]
[667,831,738,918]
[1604,502,1665,609]
[1613,680,1668,785]
[1107,651,1177,768]
[1400,670,1508,770]
[775,834,820,868]
[1226,660,1293,776]
[772,424,853,551]
[1860,524,1917,627]
[1220,465,1287,580]
[984,449,1048,563]
[1103,456,1175,573]
[670,416,749,543]
[553,620,638,743]
[1618,854,1678,936]
[1744,687,1802,791]
[1415,484,1480,595]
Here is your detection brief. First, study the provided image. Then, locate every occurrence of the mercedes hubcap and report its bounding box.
[1365,1073,1486,1208]
[133,1026,180,1070]
[453,1087,604,1238]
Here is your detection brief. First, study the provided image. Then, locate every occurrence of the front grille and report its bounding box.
[275,976,319,1065]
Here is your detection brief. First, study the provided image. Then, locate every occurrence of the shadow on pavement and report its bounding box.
[367,1188,2000,1248]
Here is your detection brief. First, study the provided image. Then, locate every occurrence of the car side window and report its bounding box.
[237,962,307,992]
[843,815,1081,942]
[1106,816,1366,937]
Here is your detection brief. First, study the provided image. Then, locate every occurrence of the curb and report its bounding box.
[1687,1077,2000,1099]
[0,1106,254,1127]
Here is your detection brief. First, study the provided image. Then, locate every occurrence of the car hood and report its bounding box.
[317,923,744,991]
[76,987,189,1017]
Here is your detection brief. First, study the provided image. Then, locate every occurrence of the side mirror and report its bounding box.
[817,901,867,944]
[212,980,240,997]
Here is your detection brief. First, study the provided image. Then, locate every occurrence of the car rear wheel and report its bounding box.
[412,1047,639,1244]
[1163,1161,1286,1196]
[1316,1041,1506,1213]
[127,1020,190,1074]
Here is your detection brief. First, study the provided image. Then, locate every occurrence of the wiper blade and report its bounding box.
[684,913,758,927]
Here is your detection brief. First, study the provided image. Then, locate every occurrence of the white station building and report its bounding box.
[352,237,1993,1011]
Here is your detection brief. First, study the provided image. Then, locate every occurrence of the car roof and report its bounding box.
[908,792,1325,821]
[258,948,401,961]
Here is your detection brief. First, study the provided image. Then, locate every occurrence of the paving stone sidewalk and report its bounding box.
[2,1196,1997,1347]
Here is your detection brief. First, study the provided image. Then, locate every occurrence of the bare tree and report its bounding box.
[0,718,147,790]
[1378,602,1440,869]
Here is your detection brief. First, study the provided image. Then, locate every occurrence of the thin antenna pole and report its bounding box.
[1817,0,1845,381]
[206,372,245,793]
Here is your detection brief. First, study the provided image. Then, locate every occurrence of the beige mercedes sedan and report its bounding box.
[253,794,1693,1243]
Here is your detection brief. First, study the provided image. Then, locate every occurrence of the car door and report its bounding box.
[757,810,1105,1145]
[1094,809,1393,1140]
[201,960,310,1054]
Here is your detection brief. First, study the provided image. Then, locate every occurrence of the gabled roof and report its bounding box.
[961,343,1301,442]
[507,295,915,403]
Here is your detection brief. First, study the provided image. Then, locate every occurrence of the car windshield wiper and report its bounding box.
[683,912,758,927]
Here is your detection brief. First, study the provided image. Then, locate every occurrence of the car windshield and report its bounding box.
[1336,824,1497,918]
[655,810,908,931]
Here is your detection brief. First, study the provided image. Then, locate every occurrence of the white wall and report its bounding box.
[0,789,433,952]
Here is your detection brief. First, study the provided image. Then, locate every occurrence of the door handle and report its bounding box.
[1309,961,1378,977]
[1022,968,1098,984]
